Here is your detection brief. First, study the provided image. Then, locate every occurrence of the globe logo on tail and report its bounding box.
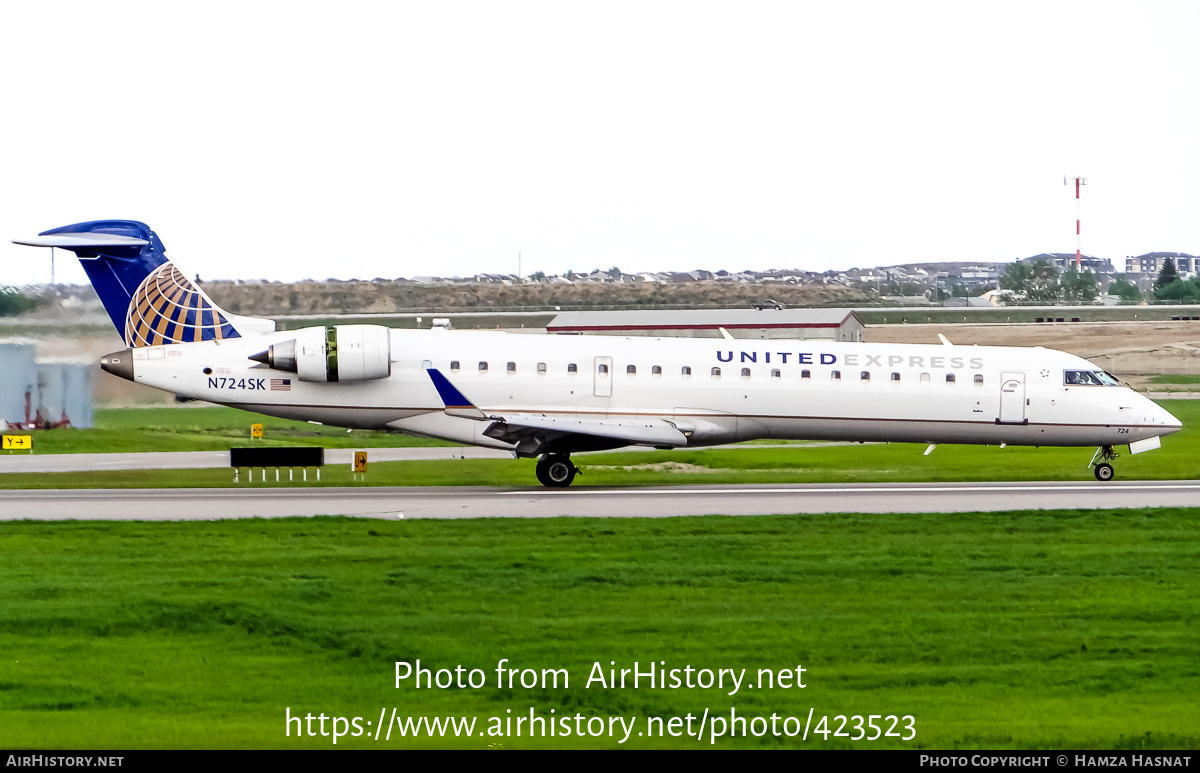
[124,262,239,347]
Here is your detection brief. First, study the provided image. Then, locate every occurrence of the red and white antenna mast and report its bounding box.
[1064,175,1087,269]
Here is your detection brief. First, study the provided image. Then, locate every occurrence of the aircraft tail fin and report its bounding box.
[13,220,273,347]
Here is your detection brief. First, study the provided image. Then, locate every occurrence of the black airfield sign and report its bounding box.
[230,447,325,468]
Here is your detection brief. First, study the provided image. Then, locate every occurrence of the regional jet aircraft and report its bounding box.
[13,221,1182,486]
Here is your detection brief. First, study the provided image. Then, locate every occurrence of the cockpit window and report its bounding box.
[1064,370,1121,387]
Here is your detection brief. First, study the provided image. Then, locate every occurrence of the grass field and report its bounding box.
[9,406,453,455]
[1,510,1196,749]
[2,401,1195,489]
[1147,374,1200,393]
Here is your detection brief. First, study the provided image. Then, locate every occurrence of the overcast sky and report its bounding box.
[2,1,1197,286]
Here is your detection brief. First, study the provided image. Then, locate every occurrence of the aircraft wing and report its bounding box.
[426,368,687,452]
[480,413,687,448]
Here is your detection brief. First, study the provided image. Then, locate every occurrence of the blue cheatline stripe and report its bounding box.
[426,368,477,409]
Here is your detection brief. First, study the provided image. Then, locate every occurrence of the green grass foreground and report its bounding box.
[1,511,1197,750]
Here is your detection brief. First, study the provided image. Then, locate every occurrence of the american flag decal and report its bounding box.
[270,378,292,391]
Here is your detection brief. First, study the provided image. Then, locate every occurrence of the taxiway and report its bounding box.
[1,480,1197,520]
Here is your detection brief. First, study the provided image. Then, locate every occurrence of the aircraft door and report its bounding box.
[998,371,1026,423]
[593,356,613,398]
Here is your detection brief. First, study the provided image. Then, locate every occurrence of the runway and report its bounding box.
[1,480,1198,520]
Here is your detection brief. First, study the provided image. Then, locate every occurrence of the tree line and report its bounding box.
[1000,258,1200,304]
[1148,258,1200,302]
[0,287,39,316]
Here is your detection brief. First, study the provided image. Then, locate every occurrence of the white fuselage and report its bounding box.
[123,328,1181,453]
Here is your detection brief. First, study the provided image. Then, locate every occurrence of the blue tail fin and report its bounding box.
[14,220,247,347]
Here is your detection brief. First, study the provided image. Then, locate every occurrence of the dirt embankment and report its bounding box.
[868,320,1200,382]
[201,280,874,316]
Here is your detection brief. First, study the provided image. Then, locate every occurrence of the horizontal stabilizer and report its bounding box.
[12,233,149,250]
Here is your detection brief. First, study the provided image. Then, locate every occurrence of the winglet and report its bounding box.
[426,368,487,420]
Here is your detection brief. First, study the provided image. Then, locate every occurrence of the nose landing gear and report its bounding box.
[1089,445,1118,481]
[535,454,578,487]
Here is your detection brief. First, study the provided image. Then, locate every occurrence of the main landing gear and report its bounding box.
[1089,445,1118,482]
[535,454,578,488]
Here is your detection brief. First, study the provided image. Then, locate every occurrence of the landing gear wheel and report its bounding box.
[536,455,576,488]
[1089,445,1118,482]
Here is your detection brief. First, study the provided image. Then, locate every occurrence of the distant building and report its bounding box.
[547,308,865,341]
[1125,252,1196,279]
[0,341,38,428]
[1019,253,1114,274]
[935,265,999,295]
[0,340,94,429]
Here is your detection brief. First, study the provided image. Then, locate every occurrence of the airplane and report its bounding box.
[13,219,1183,486]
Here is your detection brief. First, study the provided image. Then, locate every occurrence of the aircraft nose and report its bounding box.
[1151,402,1183,434]
[100,349,134,382]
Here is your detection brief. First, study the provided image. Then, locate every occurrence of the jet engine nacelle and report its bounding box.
[251,325,392,383]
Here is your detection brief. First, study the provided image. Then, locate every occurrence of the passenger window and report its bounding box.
[711,367,721,378]
[627,365,636,375]
[831,370,841,381]
[598,364,608,374]
[450,360,460,372]
[537,362,547,374]
[507,362,516,374]
[890,372,900,382]
[974,374,984,386]
[652,365,662,376]
[682,366,692,377]
[801,369,810,379]
[567,363,577,373]
[478,361,488,372]
[920,372,930,384]
[860,371,871,382]
[771,369,781,379]
[741,368,751,378]
[946,373,956,383]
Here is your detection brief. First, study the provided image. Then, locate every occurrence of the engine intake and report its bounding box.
[250,325,391,383]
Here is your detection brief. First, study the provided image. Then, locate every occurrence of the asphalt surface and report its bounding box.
[1,480,1198,520]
